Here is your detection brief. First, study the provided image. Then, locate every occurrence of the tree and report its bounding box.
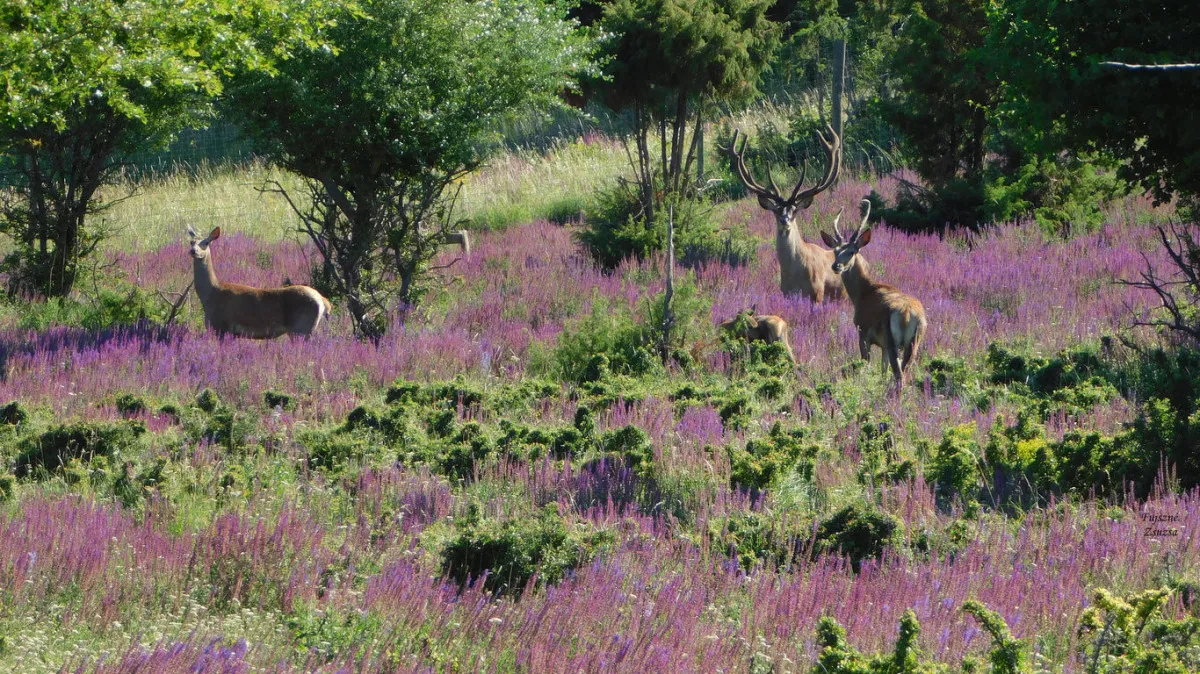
[593,0,779,222]
[879,0,993,191]
[226,0,592,338]
[990,0,1200,207]
[0,0,341,297]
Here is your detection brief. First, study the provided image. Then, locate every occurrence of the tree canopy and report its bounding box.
[226,0,593,335]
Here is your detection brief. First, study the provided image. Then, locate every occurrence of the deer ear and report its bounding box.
[820,230,838,248]
[187,225,197,239]
[857,228,872,246]
[756,194,776,211]
[209,227,221,241]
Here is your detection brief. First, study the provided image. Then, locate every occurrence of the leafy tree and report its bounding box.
[592,0,779,223]
[990,0,1200,207]
[874,0,996,231]
[0,0,341,297]
[227,0,592,337]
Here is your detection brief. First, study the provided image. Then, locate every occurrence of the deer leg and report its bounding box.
[887,341,903,383]
[859,333,872,362]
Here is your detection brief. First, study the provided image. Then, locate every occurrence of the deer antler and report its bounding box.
[789,125,842,206]
[720,130,782,204]
[721,126,842,208]
[853,199,872,240]
[831,208,846,244]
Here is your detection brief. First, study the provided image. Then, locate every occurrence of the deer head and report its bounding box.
[188,226,220,261]
[721,126,842,235]
[821,199,873,273]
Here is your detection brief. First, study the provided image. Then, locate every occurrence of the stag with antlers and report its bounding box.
[820,201,926,384]
[720,126,861,302]
[188,226,333,338]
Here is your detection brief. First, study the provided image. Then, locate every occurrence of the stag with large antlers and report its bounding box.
[820,201,926,384]
[721,126,861,302]
[188,226,333,338]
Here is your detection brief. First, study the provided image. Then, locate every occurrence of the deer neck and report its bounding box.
[776,220,808,258]
[192,255,220,305]
[839,255,873,303]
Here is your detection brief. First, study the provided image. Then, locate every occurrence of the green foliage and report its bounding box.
[598,425,654,473]
[14,420,146,479]
[962,601,1027,674]
[0,0,343,296]
[991,0,1200,206]
[580,185,755,268]
[927,423,981,510]
[115,394,147,416]
[440,505,613,595]
[727,422,816,493]
[984,153,1125,237]
[812,502,903,572]
[0,474,14,502]
[0,401,28,426]
[811,610,947,673]
[195,388,222,414]
[877,0,993,192]
[226,0,592,333]
[554,296,662,383]
[263,390,295,411]
[589,0,779,232]
[286,608,384,664]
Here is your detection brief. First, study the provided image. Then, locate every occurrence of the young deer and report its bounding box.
[820,201,926,384]
[718,308,797,364]
[720,126,864,302]
[188,226,333,338]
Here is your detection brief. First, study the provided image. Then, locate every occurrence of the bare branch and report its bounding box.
[1100,61,1200,71]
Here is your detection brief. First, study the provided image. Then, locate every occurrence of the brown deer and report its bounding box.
[188,226,333,338]
[720,126,863,302]
[718,308,797,364]
[820,201,926,384]
[442,230,471,257]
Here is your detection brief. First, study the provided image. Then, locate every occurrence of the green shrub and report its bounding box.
[384,380,423,405]
[927,423,981,510]
[710,511,790,571]
[962,601,1027,674]
[985,153,1124,238]
[263,390,295,411]
[554,297,661,383]
[0,400,28,425]
[15,420,146,478]
[579,186,754,269]
[812,503,903,572]
[440,505,612,595]
[728,422,815,493]
[115,393,147,416]
[301,429,378,473]
[598,424,653,474]
[195,388,221,413]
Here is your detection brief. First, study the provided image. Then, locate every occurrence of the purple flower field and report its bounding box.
[0,176,1194,672]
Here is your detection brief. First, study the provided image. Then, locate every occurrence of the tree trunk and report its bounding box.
[660,204,674,363]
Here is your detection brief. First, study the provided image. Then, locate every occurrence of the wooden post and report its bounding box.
[832,36,846,184]
[661,204,675,364]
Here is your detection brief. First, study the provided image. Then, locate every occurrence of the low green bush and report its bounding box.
[812,503,904,572]
[14,420,146,479]
[440,505,613,595]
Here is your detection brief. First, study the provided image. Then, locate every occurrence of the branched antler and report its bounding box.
[718,126,842,207]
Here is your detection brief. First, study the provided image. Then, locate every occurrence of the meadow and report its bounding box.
[0,129,1197,673]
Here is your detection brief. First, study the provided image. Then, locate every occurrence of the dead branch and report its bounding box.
[156,280,194,327]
